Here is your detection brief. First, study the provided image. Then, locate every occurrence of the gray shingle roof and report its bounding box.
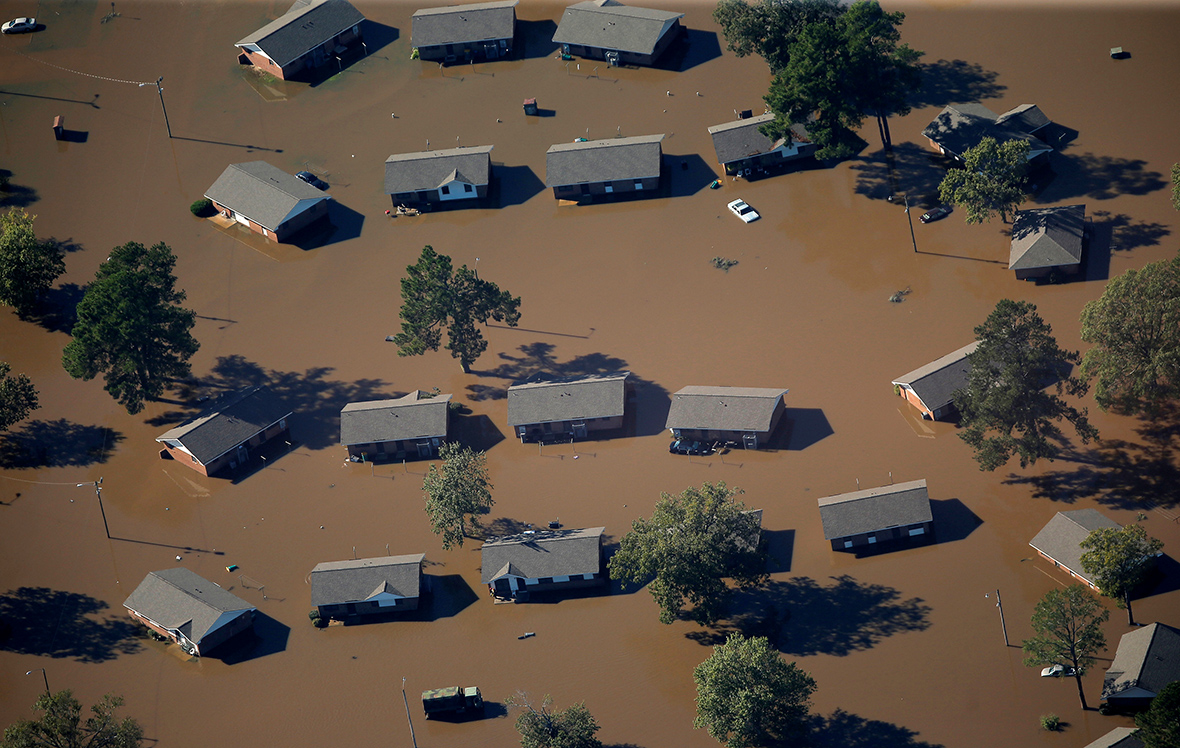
[1083,728,1144,748]
[236,0,366,69]
[545,134,663,187]
[707,113,786,165]
[123,568,254,645]
[921,103,1053,161]
[1028,509,1121,586]
[411,0,518,47]
[480,527,604,583]
[384,146,494,194]
[892,341,979,414]
[1009,204,1085,270]
[665,386,787,432]
[204,161,330,231]
[156,386,292,465]
[1103,623,1180,700]
[340,391,450,446]
[310,553,425,606]
[552,0,683,56]
[506,371,629,427]
[817,479,932,540]
[996,104,1051,134]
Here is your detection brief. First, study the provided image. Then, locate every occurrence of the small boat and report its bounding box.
[518,632,536,640]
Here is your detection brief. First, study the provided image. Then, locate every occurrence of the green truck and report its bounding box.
[421,685,483,718]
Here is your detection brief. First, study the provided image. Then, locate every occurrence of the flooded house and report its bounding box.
[922,102,1054,165]
[340,390,450,461]
[1102,622,1180,710]
[411,0,518,63]
[545,134,663,201]
[506,371,630,442]
[665,386,787,449]
[1009,204,1086,281]
[123,568,256,657]
[384,145,494,207]
[156,386,292,477]
[891,341,978,421]
[235,0,366,80]
[480,527,606,602]
[818,479,934,551]
[205,161,332,242]
[552,0,684,67]
[707,113,816,178]
[1028,508,1121,589]
[309,553,426,619]
[1082,727,1145,748]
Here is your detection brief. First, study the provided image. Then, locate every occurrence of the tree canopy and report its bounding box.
[937,137,1030,223]
[393,245,521,373]
[1171,163,1180,212]
[1136,680,1180,748]
[713,0,843,74]
[506,694,602,748]
[953,299,1097,471]
[61,241,198,415]
[0,208,65,319]
[422,441,494,550]
[1021,584,1108,710]
[607,481,767,626]
[1,690,143,748]
[0,361,38,432]
[1080,523,1164,625]
[1080,252,1180,414]
[693,633,816,748]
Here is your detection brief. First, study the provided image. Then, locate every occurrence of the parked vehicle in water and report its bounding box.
[2,17,39,34]
[727,198,760,223]
[919,205,952,224]
[422,685,483,717]
[295,171,329,190]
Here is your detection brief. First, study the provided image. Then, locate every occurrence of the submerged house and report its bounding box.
[892,341,979,421]
[506,371,630,442]
[1082,728,1144,748]
[205,161,332,242]
[411,0,518,63]
[1102,623,1180,710]
[310,553,426,619]
[665,386,787,449]
[235,0,366,80]
[552,0,683,67]
[707,113,815,176]
[156,386,292,477]
[340,390,450,461]
[1009,204,1086,281]
[922,102,1054,165]
[545,134,663,200]
[123,568,255,657]
[480,527,605,601]
[818,479,934,551]
[1028,508,1121,589]
[384,145,493,206]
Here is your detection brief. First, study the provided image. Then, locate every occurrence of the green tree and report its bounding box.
[2,690,143,748]
[693,633,816,748]
[0,361,38,432]
[422,441,493,550]
[1080,523,1164,626]
[0,208,65,319]
[393,245,521,374]
[1171,163,1180,211]
[954,299,1098,471]
[839,0,923,150]
[1021,584,1108,711]
[713,0,843,74]
[1136,680,1180,748]
[506,694,602,748]
[1080,253,1180,414]
[937,137,1030,223]
[608,481,767,626]
[61,242,198,414]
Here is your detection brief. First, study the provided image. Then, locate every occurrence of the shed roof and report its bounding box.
[545,134,663,186]
[123,568,254,645]
[921,103,1053,161]
[996,104,1052,134]
[156,386,291,466]
[707,113,793,165]
[891,341,979,414]
[1028,509,1121,586]
[507,371,629,427]
[1009,204,1085,270]
[236,0,366,69]
[310,553,425,606]
[1103,623,1180,700]
[340,391,450,446]
[552,0,683,56]
[411,0,518,47]
[480,527,604,583]
[665,386,787,433]
[384,145,494,194]
[204,161,330,231]
[817,479,932,540]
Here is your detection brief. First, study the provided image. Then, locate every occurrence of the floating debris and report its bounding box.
[226,564,239,572]
[711,256,739,272]
[518,632,536,640]
[889,286,912,303]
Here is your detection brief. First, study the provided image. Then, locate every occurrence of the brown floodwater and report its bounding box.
[2,1,1179,746]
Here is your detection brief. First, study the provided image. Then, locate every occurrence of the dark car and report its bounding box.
[919,205,952,224]
[295,171,329,191]
[669,440,689,455]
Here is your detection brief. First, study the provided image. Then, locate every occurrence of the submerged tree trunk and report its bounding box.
[1125,589,1135,626]
[1074,672,1089,710]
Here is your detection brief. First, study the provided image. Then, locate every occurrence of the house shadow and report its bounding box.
[908,58,1006,109]
[775,408,834,451]
[928,498,982,544]
[516,19,558,59]
[0,169,39,208]
[452,412,506,453]
[56,129,89,143]
[851,142,955,206]
[0,420,123,469]
[810,709,944,748]
[0,587,142,662]
[213,612,289,665]
[288,202,364,250]
[656,28,722,73]
[359,20,399,57]
[493,164,545,207]
[1034,151,1167,203]
[663,153,717,198]
[303,23,399,86]
[763,529,795,573]
[415,574,479,621]
[1138,553,1180,600]
[1080,210,1171,282]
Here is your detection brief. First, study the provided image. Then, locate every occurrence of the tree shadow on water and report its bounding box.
[810,709,944,748]
[25,282,85,333]
[1036,152,1166,203]
[850,142,954,207]
[0,587,142,662]
[0,420,123,468]
[909,58,1006,109]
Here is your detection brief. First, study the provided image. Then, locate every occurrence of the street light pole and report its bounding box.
[140,77,171,138]
[78,478,109,539]
[986,590,1010,647]
[901,194,917,254]
[402,677,418,748]
[26,668,49,695]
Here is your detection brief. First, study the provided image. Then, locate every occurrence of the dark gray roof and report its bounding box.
[480,527,604,583]
[411,0,518,47]
[340,391,450,446]
[665,386,787,432]
[156,386,292,465]
[123,568,254,645]
[921,103,1053,161]
[1103,623,1180,700]
[996,104,1051,134]
[236,0,366,69]
[1028,509,1121,585]
[506,371,629,427]
[1009,204,1085,270]
[310,553,425,606]
[545,134,663,187]
[204,161,330,231]
[1083,728,1143,748]
[892,341,979,413]
[818,479,932,540]
[707,113,786,165]
[552,0,683,55]
[384,146,493,194]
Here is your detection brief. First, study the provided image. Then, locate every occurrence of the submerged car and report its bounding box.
[2,17,38,34]
[919,205,952,224]
[295,171,329,190]
[1040,665,1076,678]
[727,199,760,223]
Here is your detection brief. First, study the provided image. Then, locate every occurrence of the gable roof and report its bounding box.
[384,146,494,194]
[552,0,683,55]
[310,553,426,606]
[411,0,518,47]
[236,0,366,69]
[818,479,932,540]
[892,341,979,413]
[123,568,254,645]
[1083,728,1144,748]
[205,161,330,231]
[480,527,604,583]
[156,386,291,466]
[507,371,630,427]
[1103,622,1180,700]
[1009,204,1085,270]
[665,386,787,433]
[545,134,663,186]
[996,104,1051,134]
[707,113,794,165]
[921,103,1053,161]
[1028,508,1121,585]
[340,391,450,446]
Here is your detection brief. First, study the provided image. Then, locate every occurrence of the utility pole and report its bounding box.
[402,677,419,748]
[140,77,171,138]
[987,589,1009,646]
[78,478,109,539]
[25,668,49,696]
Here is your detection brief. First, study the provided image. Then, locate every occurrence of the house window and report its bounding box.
[605,184,614,193]
[908,527,926,536]
[441,185,450,195]
[867,536,877,544]
[464,183,473,193]
[537,577,553,585]
[634,181,644,190]
[843,540,853,549]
